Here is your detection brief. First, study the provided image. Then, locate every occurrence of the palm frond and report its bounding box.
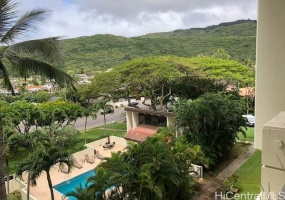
[1,8,48,44]
[5,55,76,89]
[0,0,18,39]
[0,61,14,93]
[9,37,61,63]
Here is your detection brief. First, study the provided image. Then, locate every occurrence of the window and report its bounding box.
[139,113,166,127]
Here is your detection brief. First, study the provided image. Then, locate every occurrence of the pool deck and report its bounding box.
[21,136,127,200]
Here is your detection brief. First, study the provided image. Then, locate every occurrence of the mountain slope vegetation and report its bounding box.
[59,19,256,73]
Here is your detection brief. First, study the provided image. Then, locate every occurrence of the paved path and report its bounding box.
[192,144,255,200]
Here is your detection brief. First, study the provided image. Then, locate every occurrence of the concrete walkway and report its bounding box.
[192,144,255,200]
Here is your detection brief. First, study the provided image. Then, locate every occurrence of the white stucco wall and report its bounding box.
[255,0,285,150]
[261,112,285,198]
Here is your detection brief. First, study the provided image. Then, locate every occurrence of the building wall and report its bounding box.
[255,0,285,150]
[125,109,175,131]
[256,1,285,199]
[261,112,285,198]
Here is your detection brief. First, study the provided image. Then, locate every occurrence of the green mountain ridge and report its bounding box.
[59,19,257,74]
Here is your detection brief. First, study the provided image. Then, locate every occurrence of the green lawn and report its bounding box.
[230,150,261,198]
[238,127,254,142]
[100,123,127,130]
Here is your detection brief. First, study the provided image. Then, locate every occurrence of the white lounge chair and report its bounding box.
[85,154,95,164]
[72,156,83,169]
[95,151,105,160]
[59,164,69,174]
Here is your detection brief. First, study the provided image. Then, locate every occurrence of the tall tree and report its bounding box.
[16,146,72,200]
[0,1,75,199]
[212,48,231,60]
[174,93,247,166]
[82,105,99,144]
[95,100,114,127]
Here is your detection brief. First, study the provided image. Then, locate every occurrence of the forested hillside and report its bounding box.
[59,19,256,73]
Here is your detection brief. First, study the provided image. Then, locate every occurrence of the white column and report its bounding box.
[255,0,285,149]
[167,116,174,127]
[132,112,139,129]
[126,110,133,132]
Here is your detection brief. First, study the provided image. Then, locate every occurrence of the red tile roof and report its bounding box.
[125,125,158,142]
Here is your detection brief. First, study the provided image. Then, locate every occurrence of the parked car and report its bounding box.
[128,99,139,107]
[242,114,255,127]
[100,108,114,115]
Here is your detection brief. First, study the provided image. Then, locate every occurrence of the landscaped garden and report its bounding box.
[0,90,258,200]
[203,142,250,180]
[5,119,261,199]
[8,123,127,174]
[219,127,262,199]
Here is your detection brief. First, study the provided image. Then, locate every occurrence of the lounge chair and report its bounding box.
[95,151,105,160]
[85,154,95,164]
[72,156,83,169]
[103,142,115,149]
[59,164,69,174]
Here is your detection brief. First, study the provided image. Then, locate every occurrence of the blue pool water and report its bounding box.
[54,170,95,200]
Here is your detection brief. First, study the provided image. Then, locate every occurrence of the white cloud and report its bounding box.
[20,0,257,39]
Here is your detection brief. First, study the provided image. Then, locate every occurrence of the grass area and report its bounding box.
[99,123,127,130]
[238,127,254,142]
[203,143,251,180]
[232,150,261,195]
[71,128,126,154]
[7,123,127,174]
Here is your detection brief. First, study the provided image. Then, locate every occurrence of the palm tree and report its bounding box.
[65,183,93,200]
[0,1,75,199]
[16,146,73,200]
[87,167,111,200]
[95,100,114,126]
[82,105,99,144]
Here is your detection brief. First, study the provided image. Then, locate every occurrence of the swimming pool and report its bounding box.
[54,170,95,200]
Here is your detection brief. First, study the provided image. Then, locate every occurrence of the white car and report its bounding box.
[242,114,255,127]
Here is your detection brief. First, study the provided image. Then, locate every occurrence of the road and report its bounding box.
[19,100,149,132]
[74,106,126,130]
[75,100,150,130]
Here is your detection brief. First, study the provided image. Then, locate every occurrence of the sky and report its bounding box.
[20,0,257,40]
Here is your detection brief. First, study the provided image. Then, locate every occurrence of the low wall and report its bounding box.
[5,175,25,194]
[21,187,37,200]
[5,175,37,200]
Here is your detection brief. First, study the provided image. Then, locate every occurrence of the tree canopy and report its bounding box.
[174,93,247,166]
[89,56,254,110]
